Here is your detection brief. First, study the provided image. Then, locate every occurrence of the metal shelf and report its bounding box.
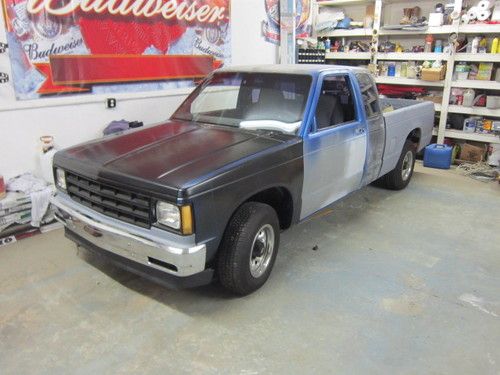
[458,24,500,34]
[378,25,456,36]
[325,52,371,59]
[375,77,445,87]
[377,52,449,61]
[454,53,500,63]
[448,105,500,117]
[319,28,373,37]
[443,129,500,144]
[452,80,500,90]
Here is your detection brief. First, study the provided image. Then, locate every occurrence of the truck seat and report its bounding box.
[315,94,344,129]
[244,88,303,123]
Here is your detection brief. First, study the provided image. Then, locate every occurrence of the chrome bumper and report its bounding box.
[50,193,207,277]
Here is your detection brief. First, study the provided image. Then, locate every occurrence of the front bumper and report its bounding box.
[51,193,213,288]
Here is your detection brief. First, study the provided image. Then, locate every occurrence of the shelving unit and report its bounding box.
[310,0,500,146]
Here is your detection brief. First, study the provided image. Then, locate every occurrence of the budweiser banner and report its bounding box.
[2,0,230,99]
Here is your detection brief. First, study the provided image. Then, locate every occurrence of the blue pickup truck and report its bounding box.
[51,65,434,295]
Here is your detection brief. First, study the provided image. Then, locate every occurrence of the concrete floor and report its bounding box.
[1,162,499,375]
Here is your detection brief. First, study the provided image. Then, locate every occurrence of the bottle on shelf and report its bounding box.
[463,89,475,107]
[491,37,499,53]
[434,40,443,53]
[424,35,434,53]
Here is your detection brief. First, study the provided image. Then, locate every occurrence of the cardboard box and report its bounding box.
[420,95,443,104]
[421,66,446,81]
[459,142,488,162]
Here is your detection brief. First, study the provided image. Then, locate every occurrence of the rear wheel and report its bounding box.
[379,140,416,190]
[217,202,280,295]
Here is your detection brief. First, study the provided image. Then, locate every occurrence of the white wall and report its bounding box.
[231,0,279,66]
[0,0,278,180]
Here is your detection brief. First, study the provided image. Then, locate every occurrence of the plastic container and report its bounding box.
[463,117,480,133]
[463,89,475,107]
[424,144,453,169]
[387,62,396,76]
[434,40,443,53]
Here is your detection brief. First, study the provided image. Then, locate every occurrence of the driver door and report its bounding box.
[300,73,367,219]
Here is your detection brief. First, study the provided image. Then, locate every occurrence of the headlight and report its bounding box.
[156,201,181,230]
[55,168,66,190]
[156,201,194,235]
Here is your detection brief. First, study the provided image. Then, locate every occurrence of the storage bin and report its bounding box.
[424,143,453,169]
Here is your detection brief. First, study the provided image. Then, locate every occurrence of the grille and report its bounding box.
[65,172,152,228]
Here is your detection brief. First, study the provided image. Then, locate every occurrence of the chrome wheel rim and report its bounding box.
[249,224,275,278]
[401,150,414,181]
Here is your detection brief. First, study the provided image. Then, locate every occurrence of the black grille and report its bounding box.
[65,172,152,228]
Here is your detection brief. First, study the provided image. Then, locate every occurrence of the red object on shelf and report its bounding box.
[0,175,5,200]
[377,84,427,96]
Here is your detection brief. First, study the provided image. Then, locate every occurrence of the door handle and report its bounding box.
[355,127,365,134]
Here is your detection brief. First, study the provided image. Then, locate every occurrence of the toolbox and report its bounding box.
[424,143,453,169]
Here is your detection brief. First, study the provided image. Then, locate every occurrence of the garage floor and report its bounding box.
[1,162,499,375]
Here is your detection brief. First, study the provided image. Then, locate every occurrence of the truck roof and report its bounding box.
[217,64,369,76]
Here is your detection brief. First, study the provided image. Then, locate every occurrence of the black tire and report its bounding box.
[379,140,416,190]
[217,202,280,296]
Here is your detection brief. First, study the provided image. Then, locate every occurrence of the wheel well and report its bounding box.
[246,187,294,230]
[407,128,421,149]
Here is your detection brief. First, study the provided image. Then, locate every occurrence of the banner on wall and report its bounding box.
[262,0,310,45]
[2,0,231,100]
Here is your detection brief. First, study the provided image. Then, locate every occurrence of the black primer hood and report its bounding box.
[54,120,291,198]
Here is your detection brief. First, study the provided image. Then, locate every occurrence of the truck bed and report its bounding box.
[378,98,434,178]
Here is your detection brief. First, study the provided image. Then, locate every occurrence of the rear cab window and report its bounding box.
[356,73,381,118]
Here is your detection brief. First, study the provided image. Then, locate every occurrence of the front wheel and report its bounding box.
[379,140,416,190]
[217,202,280,295]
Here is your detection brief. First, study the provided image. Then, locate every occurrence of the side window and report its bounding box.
[315,75,356,131]
[356,73,381,118]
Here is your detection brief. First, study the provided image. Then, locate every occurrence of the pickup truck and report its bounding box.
[51,65,434,295]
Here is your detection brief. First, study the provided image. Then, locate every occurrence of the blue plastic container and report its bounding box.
[424,143,452,169]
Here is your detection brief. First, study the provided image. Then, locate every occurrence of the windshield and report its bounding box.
[172,72,312,134]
